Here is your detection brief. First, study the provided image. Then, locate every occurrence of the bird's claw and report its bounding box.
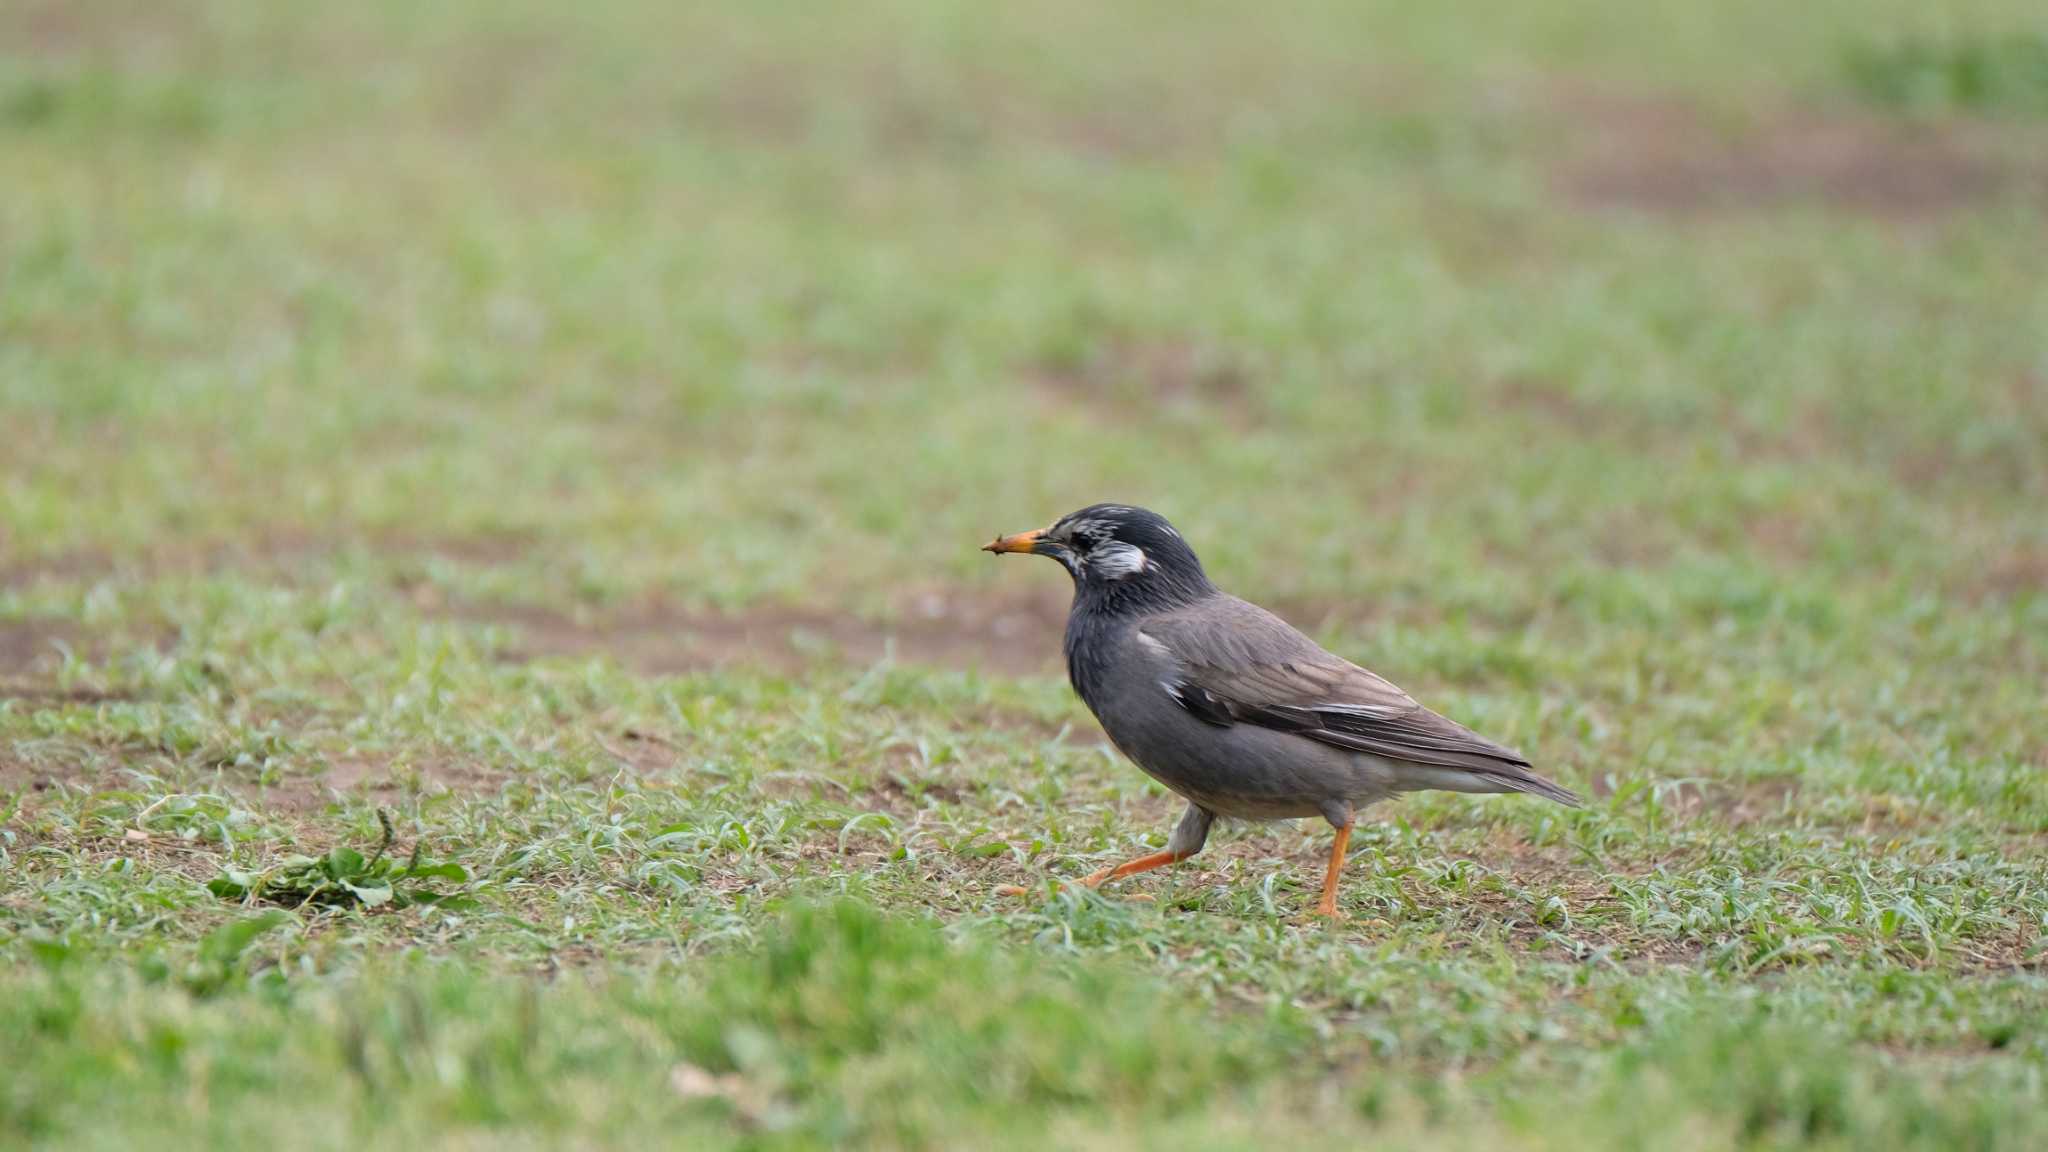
[996,871,1117,900]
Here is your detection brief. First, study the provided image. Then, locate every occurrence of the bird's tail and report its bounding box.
[1390,763,1582,808]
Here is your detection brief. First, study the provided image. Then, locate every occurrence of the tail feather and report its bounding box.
[1487,767,1582,808]
[1388,763,1581,808]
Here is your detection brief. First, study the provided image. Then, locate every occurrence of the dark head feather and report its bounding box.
[1042,504,1213,612]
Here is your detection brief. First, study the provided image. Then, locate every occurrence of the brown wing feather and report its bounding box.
[1141,597,1579,806]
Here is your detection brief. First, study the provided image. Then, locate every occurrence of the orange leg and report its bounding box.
[1314,822,1353,919]
[1079,849,1188,889]
[995,849,1190,898]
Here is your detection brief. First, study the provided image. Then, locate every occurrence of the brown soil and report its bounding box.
[1556,88,2047,218]
[0,617,77,681]
[0,550,113,591]
[0,531,535,593]
[1692,774,1799,820]
[1588,773,1804,825]
[255,753,518,813]
[0,0,197,58]
[0,744,129,795]
[5,538,1072,676]
[0,746,34,792]
[1972,546,2048,603]
[453,584,1071,677]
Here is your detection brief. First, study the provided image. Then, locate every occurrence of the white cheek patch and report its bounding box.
[1091,541,1150,580]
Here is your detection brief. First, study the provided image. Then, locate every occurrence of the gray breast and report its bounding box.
[1081,629,1397,820]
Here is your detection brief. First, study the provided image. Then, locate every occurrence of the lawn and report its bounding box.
[3,1,2045,1148]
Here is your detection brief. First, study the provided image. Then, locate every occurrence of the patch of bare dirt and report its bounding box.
[1033,338,1264,431]
[0,617,82,694]
[454,584,1070,677]
[0,746,36,792]
[0,684,126,707]
[0,549,113,591]
[1948,923,2048,973]
[1491,376,1578,423]
[0,743,132,796]
[17,834,232,884]
[258,754,516,812]
[0,615,137,705]
[1970,546,2048,603]
[1708,775,1804,822]
[1,531,534,592]
[210,529,537,579]
[1587,773,1805,826]
[855,771,971,816]
[1557,88,2047,218]
[0,0,200,59]
[0,617,69,667]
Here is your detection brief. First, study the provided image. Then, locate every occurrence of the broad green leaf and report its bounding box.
[198,910,290,967]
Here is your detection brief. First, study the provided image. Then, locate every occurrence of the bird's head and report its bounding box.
[983,504,1213,606]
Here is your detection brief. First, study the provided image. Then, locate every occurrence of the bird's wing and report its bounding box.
[1139,596,1578,806]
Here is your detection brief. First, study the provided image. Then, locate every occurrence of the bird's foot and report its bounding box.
[996,868,1153,900]
[997,850,1183,900]
[995,875,1099,898]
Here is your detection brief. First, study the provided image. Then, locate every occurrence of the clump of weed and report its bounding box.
[1843,33,2048,117]
[208,811,471,910]
[177,911,293,995]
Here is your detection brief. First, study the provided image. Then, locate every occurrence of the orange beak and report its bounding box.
[982,529,1048,555]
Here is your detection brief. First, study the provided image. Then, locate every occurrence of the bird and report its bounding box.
[983,503,1577,918]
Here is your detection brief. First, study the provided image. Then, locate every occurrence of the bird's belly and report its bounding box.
[1093,691,1396,821]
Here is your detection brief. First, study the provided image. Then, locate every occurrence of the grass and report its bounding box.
[1844,33,2048,117]
[3,0,2046,1148]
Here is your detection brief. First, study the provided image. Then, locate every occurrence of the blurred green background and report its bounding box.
[3,1,2045,1148]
